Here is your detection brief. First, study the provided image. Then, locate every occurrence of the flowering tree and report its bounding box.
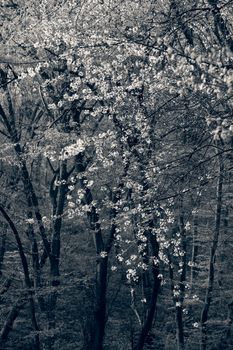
[0,0,233,350]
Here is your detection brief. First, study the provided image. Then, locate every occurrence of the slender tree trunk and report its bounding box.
[0,101,50,259]
[14,144,51,257]
[90,203,117,350]
[0,205,40,350]
[200,145,224,350]
[225,302,233,344]
[133,276,160,350]
[47,161,67,350]
[25,203,45,311]
[176,201,186,350]
[91,256,108,350]
[190,214,198,292]
[0,229,6,277]
[0,294,27,348]
[176,306,185,350]
[75,153,107,350]
[133,235,161,350]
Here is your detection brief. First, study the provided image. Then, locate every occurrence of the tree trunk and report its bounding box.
[225,302,233,344]
[200,144,224,350]
[190,214,198,292]
[47,161,67,349]
[91,256,108,350]
[75,153,107,350]
[14,144,51,258]
[0,295,27,348]
[133,234,161,350]
[0,230,6,277]
[176,202,186,350]
[0,205,40,350]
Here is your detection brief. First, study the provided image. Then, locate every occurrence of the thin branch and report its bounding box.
[0,129,10,138]
[0,57,46,65]
[47,158,58,174]
[38,84,54,120]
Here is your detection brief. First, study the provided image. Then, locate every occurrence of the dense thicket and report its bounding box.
[0,1,233,349]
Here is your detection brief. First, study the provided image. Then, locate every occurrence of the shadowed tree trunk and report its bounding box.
[89,194,117,350]
[0,229,6,277]
[0,294,27,348]
[46,161,68,350]
[133,234,161,350]
[175,195,187,350]
[200,143,224,350]
[190,213,198,292]
[0,205,40,350]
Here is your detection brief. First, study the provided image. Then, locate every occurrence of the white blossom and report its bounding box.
[25,218,35,224]
[60,139,85,160]
[100,251,108,258]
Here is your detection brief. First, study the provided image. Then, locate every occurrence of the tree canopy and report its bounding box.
[0,1,233,349]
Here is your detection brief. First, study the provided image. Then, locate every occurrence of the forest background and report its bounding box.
[0,0,233,349]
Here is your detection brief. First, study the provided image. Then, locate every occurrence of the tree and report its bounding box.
[0,1,233,349]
